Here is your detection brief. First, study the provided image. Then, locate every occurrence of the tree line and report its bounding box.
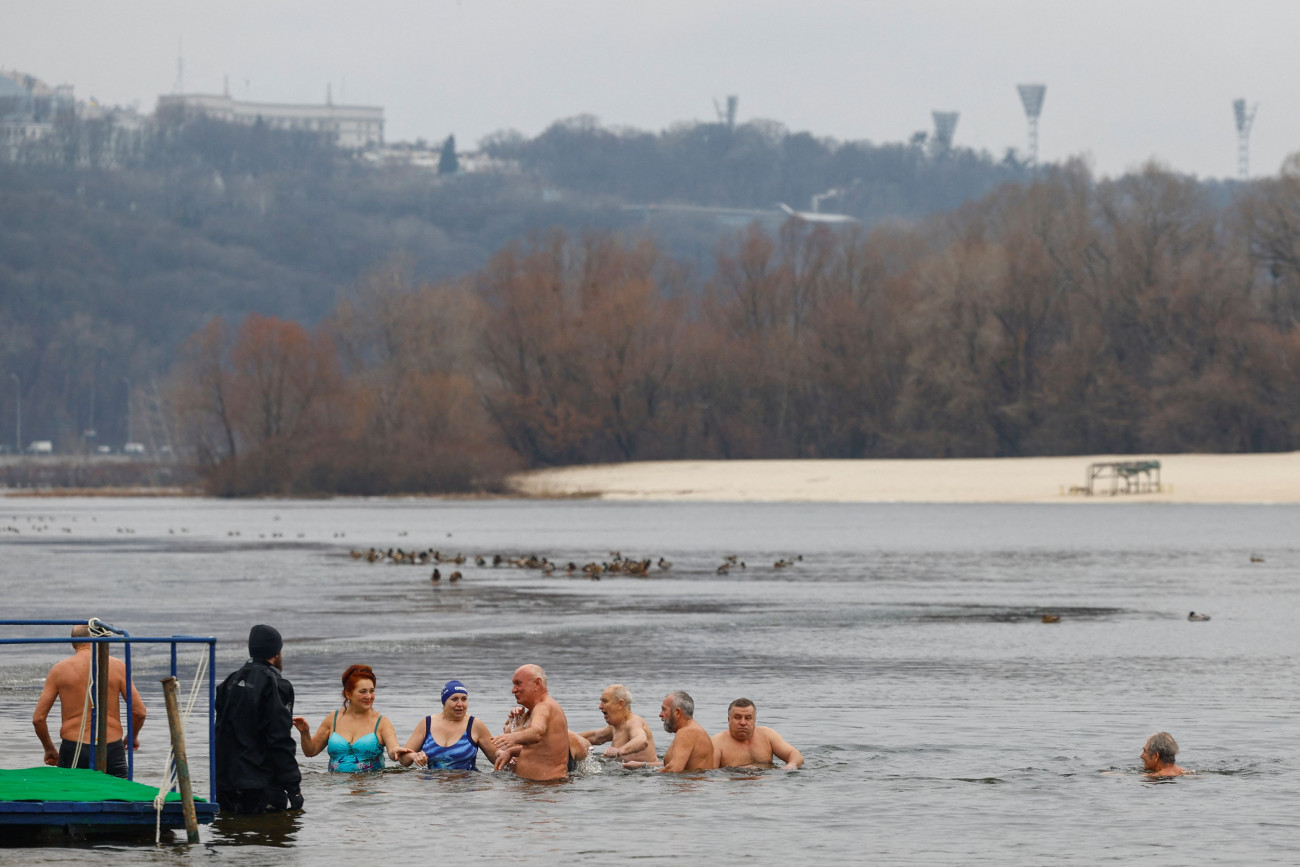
[168,158,1300,495]
[0,108,1034,458]
[0,117,636,454]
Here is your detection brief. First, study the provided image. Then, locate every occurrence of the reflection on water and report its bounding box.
[209,811,301,849]
[0,498,1298,862]
[0,827,182,850]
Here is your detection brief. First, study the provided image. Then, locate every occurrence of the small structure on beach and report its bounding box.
[1069,460,1162,496]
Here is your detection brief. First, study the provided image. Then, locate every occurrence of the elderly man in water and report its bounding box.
[578,684,658,763]
[712,698,803,770]
[491,664,571,780]
[623,690,715,772]
[1140,731,1186,777]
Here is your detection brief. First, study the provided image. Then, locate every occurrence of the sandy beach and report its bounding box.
[510,452,1300,504]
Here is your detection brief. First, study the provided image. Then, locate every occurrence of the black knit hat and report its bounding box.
[248,624,283,659]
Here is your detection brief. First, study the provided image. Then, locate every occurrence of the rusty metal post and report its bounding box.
[95,642,110,773]
[161,676,200,843]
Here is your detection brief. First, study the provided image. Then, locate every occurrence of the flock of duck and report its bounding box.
[1,518,69,533]
[346,547,1225,625]
[0,511,1270,624]
[346,546,807,583]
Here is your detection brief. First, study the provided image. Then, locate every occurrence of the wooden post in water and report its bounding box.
[95,642,110,773]
[161,676,200,843]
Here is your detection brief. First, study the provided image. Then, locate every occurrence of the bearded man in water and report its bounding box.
[623,690,715,772]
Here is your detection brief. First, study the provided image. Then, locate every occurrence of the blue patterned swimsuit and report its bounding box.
[421,715,479,770]
[327,711,386,773]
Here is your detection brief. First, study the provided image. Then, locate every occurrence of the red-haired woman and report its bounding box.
[292,664,409,772]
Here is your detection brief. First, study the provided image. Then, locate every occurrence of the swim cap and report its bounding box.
[441,680,468,705]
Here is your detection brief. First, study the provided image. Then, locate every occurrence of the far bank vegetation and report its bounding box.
[168,159,1300,496]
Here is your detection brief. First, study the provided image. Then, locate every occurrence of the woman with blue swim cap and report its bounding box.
[399,679,500,770]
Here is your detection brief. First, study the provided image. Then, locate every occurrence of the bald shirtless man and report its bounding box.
[623,690,715,772]
[491,664,571,780]
[712,698,803,770]
[32,625,146,778]
[578,684,658,763]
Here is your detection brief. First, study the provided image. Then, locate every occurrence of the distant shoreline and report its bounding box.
[508,453,1300,504]
[1,486,197,498]
[5,453,1299,504]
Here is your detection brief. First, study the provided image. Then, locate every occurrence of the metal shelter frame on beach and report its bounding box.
[1083,460,1162,496]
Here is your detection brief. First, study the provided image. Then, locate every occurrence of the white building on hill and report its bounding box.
[157,92,383,149]
[0,68,74,158]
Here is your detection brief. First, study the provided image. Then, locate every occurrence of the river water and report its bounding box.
[0,496,1296,863]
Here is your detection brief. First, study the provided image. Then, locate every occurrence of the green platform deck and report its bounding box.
[0,767,216,829]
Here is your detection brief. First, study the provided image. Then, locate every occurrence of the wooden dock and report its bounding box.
[0,767,217,832]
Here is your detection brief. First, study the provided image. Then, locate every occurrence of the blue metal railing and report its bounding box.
[0,618,218,802]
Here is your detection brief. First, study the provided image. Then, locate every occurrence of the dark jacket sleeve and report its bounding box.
[214,664,252,793]
[264,673,301,792]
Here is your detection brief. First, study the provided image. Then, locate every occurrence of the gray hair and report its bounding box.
[1145,732,1178,764]
[666,690,695,719]
[607,684,632,708]
[520,664,548,688]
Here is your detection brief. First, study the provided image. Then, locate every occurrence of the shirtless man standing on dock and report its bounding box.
[712,698,803,770]
[623,690,716,772]
[578,684,658,763]
[492,664,571,780]
[32,625,146,778]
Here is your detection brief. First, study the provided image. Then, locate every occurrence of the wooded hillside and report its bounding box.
[0,112,1026,455]
[168,159,1300,495]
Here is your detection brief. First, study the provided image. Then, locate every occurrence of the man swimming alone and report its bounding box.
[1140,731,1186,777]
[577,684,658,763]
[712,698,803,770]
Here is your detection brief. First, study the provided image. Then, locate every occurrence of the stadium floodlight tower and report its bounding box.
[1233,98,1258,181]
[1016,83,1047,169]
[713,95,738,130]
[932,111,960,152]
[172,38,184,94]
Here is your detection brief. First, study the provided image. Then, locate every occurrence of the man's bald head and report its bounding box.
[70,624,90,649]
[511,664,549,708]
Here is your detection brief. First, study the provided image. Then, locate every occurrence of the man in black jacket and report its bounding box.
[215,625,303,814]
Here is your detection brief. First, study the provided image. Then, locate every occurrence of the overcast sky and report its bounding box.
[6,0,1298,180]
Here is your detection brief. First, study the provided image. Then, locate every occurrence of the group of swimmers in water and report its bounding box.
[290,662,805,781]
[295,662,1190,781]
[33,623,1185,792]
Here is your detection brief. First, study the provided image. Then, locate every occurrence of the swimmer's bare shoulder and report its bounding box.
[1149,765,1187,777]
[663,721,715,772]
